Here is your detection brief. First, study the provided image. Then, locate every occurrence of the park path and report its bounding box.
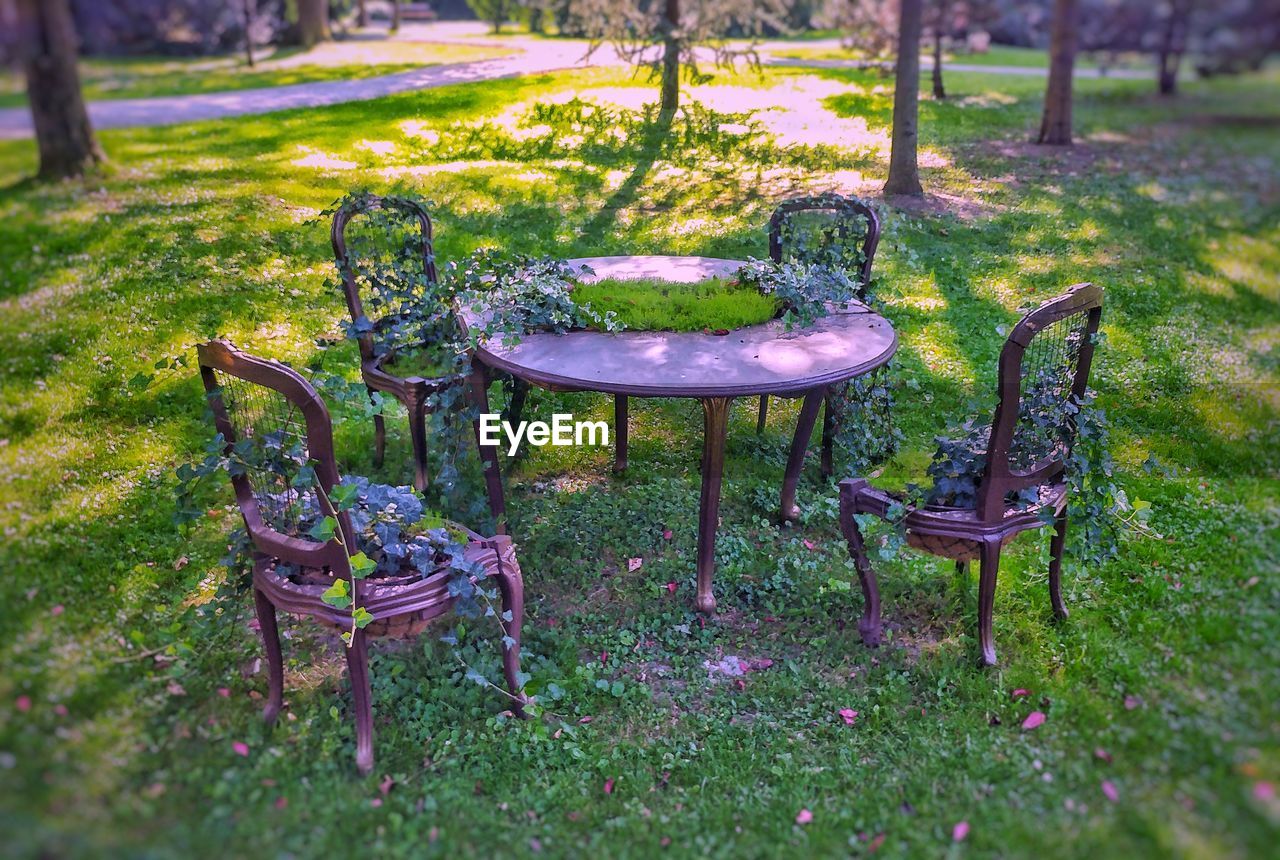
[0,25,1150,140]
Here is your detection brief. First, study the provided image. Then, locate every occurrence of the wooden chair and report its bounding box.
[197,339,527,773]
[757,194,883,477]
[331,193,503,509]
[839,284,1104,665]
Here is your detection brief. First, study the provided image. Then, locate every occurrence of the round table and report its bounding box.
[471,255,897,613]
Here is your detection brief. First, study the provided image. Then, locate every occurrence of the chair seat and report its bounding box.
[846,479,1067,561]
[253,530,518,639]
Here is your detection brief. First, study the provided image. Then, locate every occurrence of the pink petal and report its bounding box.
[232,741,249,757]
[1101,780,1119,802]
[839,708,859,726]
[217,687,231,698]
[662,530,673,540]
[54,704,68,717]
[953,820,970,842]
[1094,747,1112,764]
[1254,781,1276,801]
[50,604,64,617]
[379,775,395,796]
[578,716,593,724]
[665,582,677,594]
[1022,711,1046,730]
[627,557,642,572]
[370,798,382,808]
[15,695,31,713]
[795,808,813,824]
[275,796,288,810]
[803,539,817,551]
[1011,688,1031,699]
[603,778,615,795]
[1123,695,1141,710]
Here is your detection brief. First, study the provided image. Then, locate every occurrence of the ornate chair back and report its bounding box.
[330,194,440,365]
[976,283,1105,521]
[768,194,882,297]
[197,339,354,574]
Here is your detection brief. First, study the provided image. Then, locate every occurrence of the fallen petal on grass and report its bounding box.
[1022,711,1046,730]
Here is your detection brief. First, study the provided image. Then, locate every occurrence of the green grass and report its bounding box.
[775,43,1152,71]
[0,42,509,107]
[573,276,781,331]
[0,61,1276,858]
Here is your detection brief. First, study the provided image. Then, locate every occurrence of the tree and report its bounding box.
[817,0,899,60]
[16,0,105,180]
[930,0,949,98]
[297,0,331,47]
[925,0,997,100]
[575,0,790,113]
[241,0,257,68]
[467,0,515,34]
[1037,0,1077,145]
[391,0,402,32]
[357,0,369,28]
[884,0,924,195]
[1155,0,1190,95]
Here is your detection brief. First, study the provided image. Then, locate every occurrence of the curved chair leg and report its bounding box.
[370,388,386,469]
[467,372,507,533]
[345,628,374,775]
[613,394,628,474]
[839,508,882,647]
[820,394,835,479]
[1048,511,1070,620]
[780,390,824,522]
[756,395,769,433]
[253,587,284,725]
[406,398,430,493]
[492,540,529,718]
[977,539,1001,667]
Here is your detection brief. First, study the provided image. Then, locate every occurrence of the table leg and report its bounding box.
[696,397,731,615]
[613,394,628,474]
[467,368,508,535]
[781,388,825,523]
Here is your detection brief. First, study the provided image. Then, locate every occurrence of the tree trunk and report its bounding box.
[242,0,256,68]
[391,0,401,32]
[931,0,947,99]
[1156,0,1189,96]
[296,0,330,48]
[16,0,105,180]
[660,0,680,112]
[884,0,924,196]
[357,0,368,28]
[1037,0,1078,145]
[529,8,544,34]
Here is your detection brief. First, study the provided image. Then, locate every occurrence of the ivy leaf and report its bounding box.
[307,516,337,543]
[321,579,351,608]
[329,481,359,511]
[465,667,488,687]
[349,552,377,580]
[352,607,374,629]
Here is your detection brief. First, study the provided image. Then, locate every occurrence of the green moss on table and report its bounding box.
[572,276,780,332]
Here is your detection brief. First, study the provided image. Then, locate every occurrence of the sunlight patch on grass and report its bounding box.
[291,147,359,171]
[355,139,398,158]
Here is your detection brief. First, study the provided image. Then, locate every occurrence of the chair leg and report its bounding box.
[839,513,882,647]
[406,400,430,494]
[1048,511,1070,621]
[493,542,529,718]
[370,388,386,469]
[505,378,528,428]
[756,395,769,433]
[345,629,374,775]
[977,539,1001,667]
[613,394,628,474]
[820,394,835,479]
[253,587,284,725]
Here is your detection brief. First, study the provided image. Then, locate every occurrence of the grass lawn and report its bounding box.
[0,41,510,108]
[774,43,1153,71]
[0,59,1276,858]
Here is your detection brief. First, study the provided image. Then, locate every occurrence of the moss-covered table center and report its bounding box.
[470,255,898,614]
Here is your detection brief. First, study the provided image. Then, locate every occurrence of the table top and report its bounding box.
[471,255,897,398]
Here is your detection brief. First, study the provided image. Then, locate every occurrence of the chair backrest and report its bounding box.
[330,193,439,364]
[197,339,354,573]
[976,283,1105,520]
[768,193,882,297]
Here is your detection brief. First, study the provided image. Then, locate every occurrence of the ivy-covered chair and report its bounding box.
[331,193,504,516]
[838,284,1104,665]
[757,194,885,478]
[196,339,528,773]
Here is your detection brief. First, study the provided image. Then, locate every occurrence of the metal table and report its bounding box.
[471,255,897,613]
